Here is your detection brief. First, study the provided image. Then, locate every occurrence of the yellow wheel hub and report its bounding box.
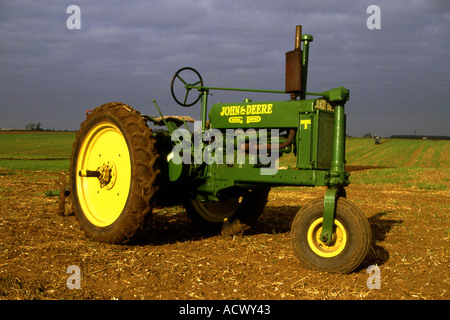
[76,122,131,227]
[307,217,347,258]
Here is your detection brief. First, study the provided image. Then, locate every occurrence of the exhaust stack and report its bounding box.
[285,25,313,100]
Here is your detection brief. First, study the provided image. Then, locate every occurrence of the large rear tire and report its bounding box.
[70,102,159,244]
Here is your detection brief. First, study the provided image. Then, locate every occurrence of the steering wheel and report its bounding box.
[170,67,204,107]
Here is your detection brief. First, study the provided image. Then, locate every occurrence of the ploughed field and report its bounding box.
[0,132,448,299]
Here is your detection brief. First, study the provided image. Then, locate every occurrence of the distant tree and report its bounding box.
[363,132,372,138]
[25,122,44,131]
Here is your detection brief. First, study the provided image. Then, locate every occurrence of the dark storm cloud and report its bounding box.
[0,0,448,136]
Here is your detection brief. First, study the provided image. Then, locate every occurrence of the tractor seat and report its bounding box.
[148,115,195,127]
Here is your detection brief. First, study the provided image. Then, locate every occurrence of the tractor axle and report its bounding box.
[78,162,116,189]
[78,170,101,178]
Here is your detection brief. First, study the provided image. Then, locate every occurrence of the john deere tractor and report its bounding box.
[69,26,371,273]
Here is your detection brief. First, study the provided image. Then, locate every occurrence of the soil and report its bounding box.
[0,168,448,300]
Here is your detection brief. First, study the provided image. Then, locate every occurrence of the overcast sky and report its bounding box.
[0,0,449,136]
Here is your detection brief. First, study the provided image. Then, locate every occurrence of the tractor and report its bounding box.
[69,25,371,273]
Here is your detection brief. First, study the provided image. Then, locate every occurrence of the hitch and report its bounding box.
[45,171,70,215]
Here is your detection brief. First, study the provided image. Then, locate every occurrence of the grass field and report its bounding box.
[1,132,448,193]
[0,132,74,171]
[278,137,449,169]
[346,138,449,168]
[275,137,449,190]
[0,133,449,180]
[346,138,449,191]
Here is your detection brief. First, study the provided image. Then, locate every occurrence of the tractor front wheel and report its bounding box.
[70,103,159,244]
[291,197,371,273]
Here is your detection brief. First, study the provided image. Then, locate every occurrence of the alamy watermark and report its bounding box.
[366,265,381,289]
[366,5,381,30]
[170,121,280,175]
[66,265,81,289]
[67,5,381,31]
[66,5,81,30]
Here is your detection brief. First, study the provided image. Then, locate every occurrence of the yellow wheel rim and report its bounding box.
[76,122,131,227]
[307,218,347,258]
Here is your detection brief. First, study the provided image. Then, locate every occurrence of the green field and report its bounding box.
[0,132,75,171]
[277,137,449,190]
[279,138,449,169]
[345,138,449,190]
[346,138,449,168]
[0,133,449,190]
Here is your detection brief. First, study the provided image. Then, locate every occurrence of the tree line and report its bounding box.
[24,123,71,132]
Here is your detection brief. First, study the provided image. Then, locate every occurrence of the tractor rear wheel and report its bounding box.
[185,187,270,234]
[70,102,159,244]
[291,197,371,273]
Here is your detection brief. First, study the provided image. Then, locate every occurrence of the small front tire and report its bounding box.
[291,197,371,273]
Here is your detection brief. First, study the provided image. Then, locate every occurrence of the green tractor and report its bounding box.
[69,26,371,273]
